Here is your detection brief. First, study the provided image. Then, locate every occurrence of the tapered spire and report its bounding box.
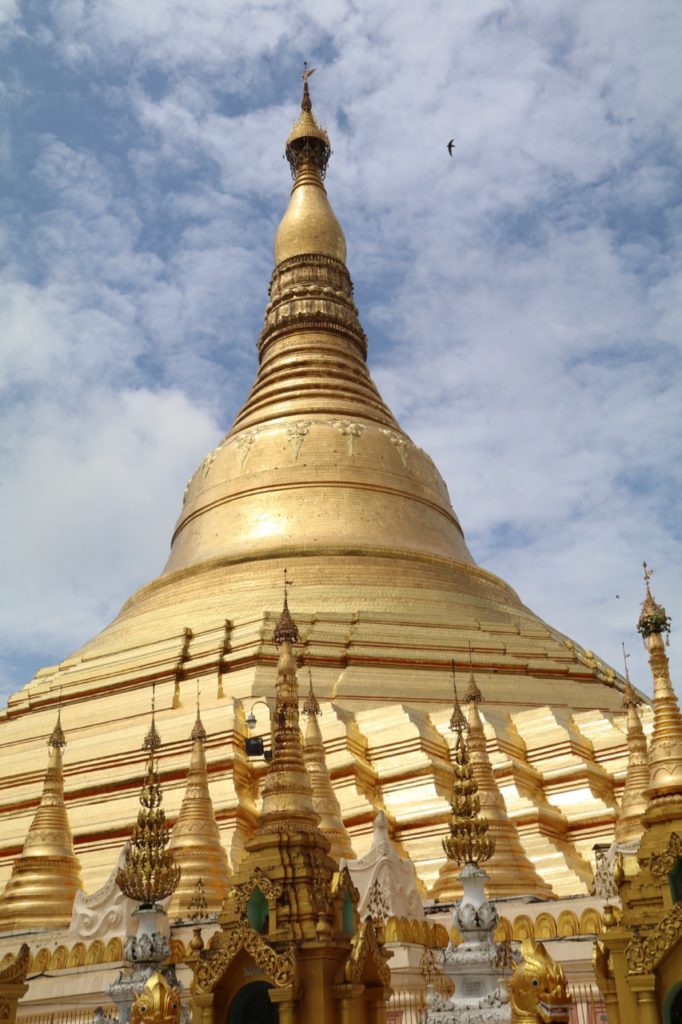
[169,703,231,917]
[257,579,319,834]
[441,667,495,867]
[637,565,682,806]
[116,704,180,906]
[460,668,553,896]
[614,645,650,844]
[302,665,354,862]
[275,73,345,266]
[227,75,398,435]
[0,712,82,930]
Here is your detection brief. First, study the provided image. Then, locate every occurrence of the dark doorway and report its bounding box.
[228,981,277,1024]
[670,986,682,1024]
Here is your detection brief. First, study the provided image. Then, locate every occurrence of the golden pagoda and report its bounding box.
[190,589,391,1022]
[614,649,650,847]
[597,568,682,1024]
[0,74,636,908]
[302,664,355,862]
[168,704,231,917]
[0,713,82,931]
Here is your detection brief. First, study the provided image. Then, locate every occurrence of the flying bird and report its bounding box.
[447,139,456,156]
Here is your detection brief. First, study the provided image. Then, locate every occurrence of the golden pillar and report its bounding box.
[627,975,659,1024]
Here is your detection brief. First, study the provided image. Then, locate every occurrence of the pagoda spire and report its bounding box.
[257,576,319,834]
[229,74,398,434]
[614,644,649,845]
[461,662,553,896]
[441,666,495,868]
[169,696,231,916]
[637,565,682,808]
[116,702,180,906]
[274,70,344,265]
[0,711,82,930]
[302,664,354,862]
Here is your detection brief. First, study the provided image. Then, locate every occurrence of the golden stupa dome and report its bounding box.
[0,80,632,904]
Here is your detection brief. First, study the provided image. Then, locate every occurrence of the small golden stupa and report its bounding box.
[0,713,82,931]
[614,649,650,846]
[168,703,231,917]
[302,665,355,862]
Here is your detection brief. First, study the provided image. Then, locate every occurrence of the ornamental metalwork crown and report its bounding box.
[637,562,671,641]
[116,716,180,906]
[443,665,495,866]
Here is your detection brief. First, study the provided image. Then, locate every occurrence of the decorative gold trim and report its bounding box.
[648,831,682,880]
[0,945,29,986]
[230,866,284,915]
[192,918,296,994]
[625,903,682,974]
[344,918,392,987]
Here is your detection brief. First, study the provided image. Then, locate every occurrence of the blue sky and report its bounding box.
[1,0,680,703]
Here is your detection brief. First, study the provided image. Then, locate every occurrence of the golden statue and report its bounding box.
[509,938,571,1024]
[130,972,182,1024]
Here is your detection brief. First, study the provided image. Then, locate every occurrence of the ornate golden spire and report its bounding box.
[614,644,650,844]
[0,711,82,930]
[257,580,319,834]
[637,565,682,806]
[116,707,180,906]
[448,661,467,733]
[169,700,230,917]
[442,668,495,866]
[459,670,553,896]
[302,664,354,862]
[275,73,345,266]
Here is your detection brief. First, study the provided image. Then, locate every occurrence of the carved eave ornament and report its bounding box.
[625,902,682,975]
[192,918,297,996]
[0,944,30,1024]
[340,917,392,988]
[229,866,284,917]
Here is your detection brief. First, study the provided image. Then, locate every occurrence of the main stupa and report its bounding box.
[0,80,639,906]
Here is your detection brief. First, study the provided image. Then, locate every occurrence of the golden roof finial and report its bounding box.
[464,644,482,704]
[191,682,207,742]
[637,561,671,645]
[449,661,467,733]
[143,682,161,753]
[116,705,180,906]
[285,66,331,179]
[615,643,650,844]
[49,706,66,748]
[274,72,346,266]
[442,667,495,866]
[636,570,682,807]
[0,711,82,929]
[273,569,300,645]
[169,693,230,916]
[303,661,321,718]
